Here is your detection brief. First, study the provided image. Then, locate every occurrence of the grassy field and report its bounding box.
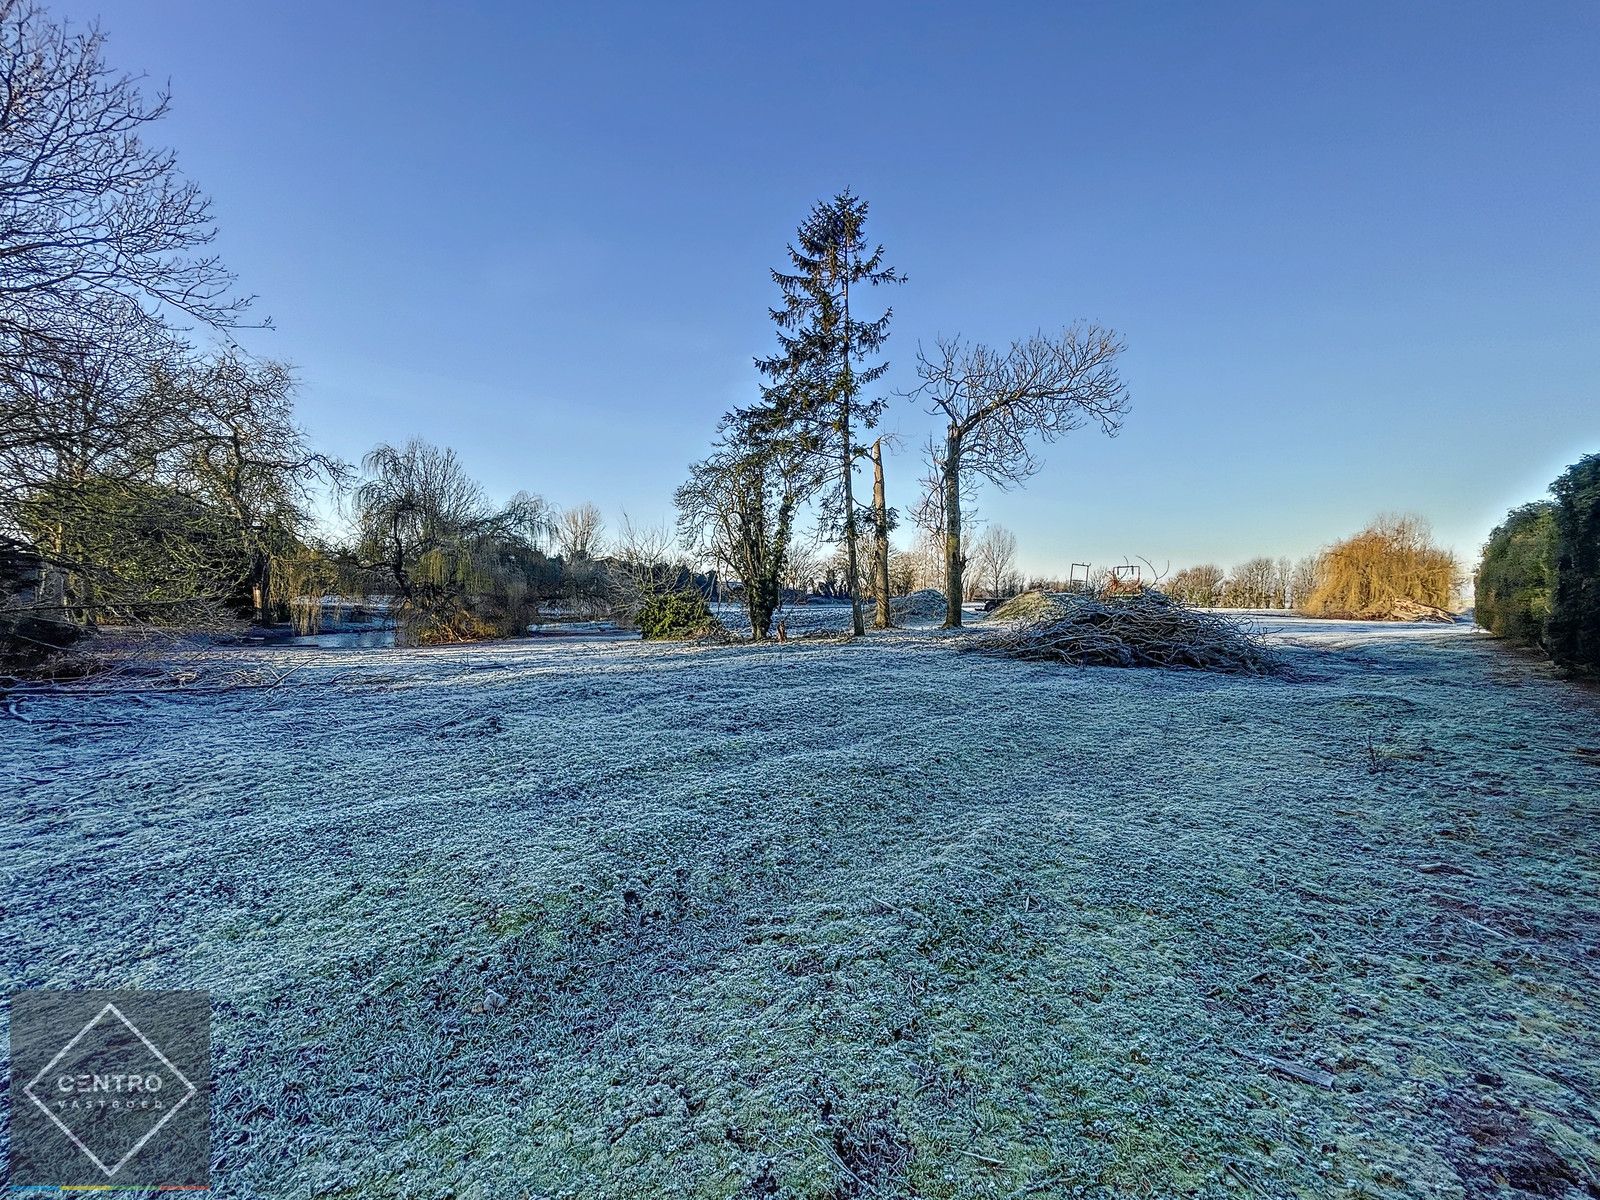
[3,619,1599,1198]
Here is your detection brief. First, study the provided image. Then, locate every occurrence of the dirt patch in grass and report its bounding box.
[1435,1082,1600,1198]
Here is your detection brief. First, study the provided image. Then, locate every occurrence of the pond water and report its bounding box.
[243,626,397,650]
[244,624,642,650]
[283,628,398,649]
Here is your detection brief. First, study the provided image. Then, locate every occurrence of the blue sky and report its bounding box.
[62,1,1600,574]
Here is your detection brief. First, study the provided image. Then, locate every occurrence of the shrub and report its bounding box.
[1549,453,1600,675]
[1301,515,1458,618]
[636,589,715,641]
[1475,502,1557,646]
[408,607,501,646]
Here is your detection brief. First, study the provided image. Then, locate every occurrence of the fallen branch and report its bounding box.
[954,1148,1006,1168]
[3,662,307,702]
[1237,1049,1335,1088]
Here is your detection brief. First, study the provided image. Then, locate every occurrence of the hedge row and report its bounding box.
[1477,453,1600,675]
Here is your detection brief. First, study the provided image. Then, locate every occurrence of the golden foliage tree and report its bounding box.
[1301,515,1458,617]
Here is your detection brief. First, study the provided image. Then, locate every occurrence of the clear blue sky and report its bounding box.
[62,0,1600,575]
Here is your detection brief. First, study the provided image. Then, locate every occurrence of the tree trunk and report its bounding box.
[837,249,865,639]
[746,587,772,642]
[871,438,891,629]
[746,558,779,642]
[842,403,865,638]
[252,548,271,624]
[44,517,71,623]
[943,429,963,628]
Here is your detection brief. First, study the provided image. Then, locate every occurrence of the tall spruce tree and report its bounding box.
[749,191,902,637]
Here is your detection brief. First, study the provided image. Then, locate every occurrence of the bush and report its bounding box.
[1475,502,1557,646]
[408,607,502,646]
[636,590,715,641]
[1549,453,1600,675]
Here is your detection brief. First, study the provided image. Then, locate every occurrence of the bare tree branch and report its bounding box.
[908,324,1130,625]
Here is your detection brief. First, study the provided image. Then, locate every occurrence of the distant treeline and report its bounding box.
[1477,453,1600,676]
[1158,516,1459,618]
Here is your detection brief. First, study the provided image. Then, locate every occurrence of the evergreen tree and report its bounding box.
[1549,453,1600,675]
[747,190,903,637]
[1475,501,1557,646]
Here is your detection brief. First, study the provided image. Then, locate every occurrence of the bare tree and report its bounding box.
[970,525,1019,599]
[911,326,1130,626]
[0,300,185,474]
[1273,556,1293,610]
[887,548,918,596]
[609,513,684,620]
[908,437,976,597]
[556,501,605,560]
[783,536,824,596]
[0,331,340,626]
[1223,556,1281,608]
[1288,554,1321,611]
[1165,564,1224,608]
[159,352,345,621]
[0,1,253,363]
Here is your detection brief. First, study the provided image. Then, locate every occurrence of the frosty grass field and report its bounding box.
[4,615,1599,1199]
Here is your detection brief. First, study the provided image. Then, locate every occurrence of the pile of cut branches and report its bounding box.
[890,589,946,620]
[970,589,1279,675]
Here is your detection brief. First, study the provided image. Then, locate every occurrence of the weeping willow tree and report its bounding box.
[352,439,554,644]
[1301,515,1459,618]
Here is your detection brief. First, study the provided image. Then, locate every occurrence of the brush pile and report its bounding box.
[891,589,947,621]
[971,589,1279,675]
[989,590,1069,621]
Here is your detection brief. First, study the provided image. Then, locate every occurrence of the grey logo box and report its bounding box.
[8,990,210,1188]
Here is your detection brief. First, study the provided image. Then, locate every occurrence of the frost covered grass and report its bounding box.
[3,621,1600,1198]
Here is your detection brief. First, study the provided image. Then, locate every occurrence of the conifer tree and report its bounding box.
[747,191,903,637]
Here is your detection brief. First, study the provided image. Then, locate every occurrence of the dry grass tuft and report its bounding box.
[989,590,1065,622]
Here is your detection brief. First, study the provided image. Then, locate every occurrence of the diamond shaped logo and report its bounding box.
[8,990,210,1189]
[23,1002,198,1177]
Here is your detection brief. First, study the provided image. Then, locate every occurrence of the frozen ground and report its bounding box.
[3,620,1599,1198]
